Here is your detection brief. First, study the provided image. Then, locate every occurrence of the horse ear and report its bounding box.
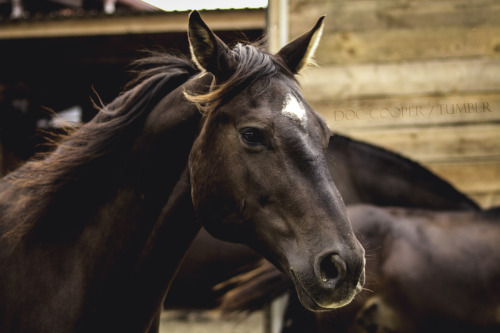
[277,16,325,74]
[188,10,235,76]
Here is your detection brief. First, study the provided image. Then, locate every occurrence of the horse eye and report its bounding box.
[241,128,265,146]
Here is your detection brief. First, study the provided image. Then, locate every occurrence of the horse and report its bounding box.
[0,11,365,333]
[325,134,479,211]
[218,205,500,333]
[165,133,479,308]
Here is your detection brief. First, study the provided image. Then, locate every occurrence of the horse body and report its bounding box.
[221,206,500,333]
[346,205,500,333]
[0,12,365,332]
[327,134,479,211]
[0,59,201,333]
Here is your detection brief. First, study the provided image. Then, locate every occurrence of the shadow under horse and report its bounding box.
[0,12,365,333]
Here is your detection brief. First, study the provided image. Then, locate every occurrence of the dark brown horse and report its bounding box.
[165,133,479,308]
[0,12,365,333]
[219,205,500,333]
[326,134,479,211]
[344,205,500,333]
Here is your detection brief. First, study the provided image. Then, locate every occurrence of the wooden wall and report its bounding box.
[289,0,500,208]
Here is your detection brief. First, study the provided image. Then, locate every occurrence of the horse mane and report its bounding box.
[331,133,481,210]
[184,43,282,113]
[4,52,200,239]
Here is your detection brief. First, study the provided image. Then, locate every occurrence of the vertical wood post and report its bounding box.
[267,0,289,53]
[263,293,290,333]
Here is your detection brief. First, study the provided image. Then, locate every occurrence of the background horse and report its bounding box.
[165,133,479,309]
[326,134,479,211]
[320,205,500,333]
[0,12,365,333]
[218,205,500,333]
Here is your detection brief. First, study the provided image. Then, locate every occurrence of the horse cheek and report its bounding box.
[189,140,246,242]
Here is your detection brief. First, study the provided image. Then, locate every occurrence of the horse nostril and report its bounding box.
[319,253,345,284]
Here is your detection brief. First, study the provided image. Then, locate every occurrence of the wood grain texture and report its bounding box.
[315,94,500,129]
[298,59,500,101]
[287,0,500,208]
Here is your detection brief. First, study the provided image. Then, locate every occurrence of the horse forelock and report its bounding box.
[2,53,199,240]
[184,42,286,113]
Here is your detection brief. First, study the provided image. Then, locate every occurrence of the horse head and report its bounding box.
[186,11,365,311]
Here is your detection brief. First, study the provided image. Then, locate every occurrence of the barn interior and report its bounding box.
[0,0,265,174]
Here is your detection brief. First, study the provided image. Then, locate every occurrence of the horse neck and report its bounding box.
[72,79,208,332]
[330,134,479,211]
[0,63,208,331]
[348,205,393,244]
[347,205,395,281]
[85,84,203,248]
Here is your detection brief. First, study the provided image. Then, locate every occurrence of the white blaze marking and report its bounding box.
[282,93,307,127]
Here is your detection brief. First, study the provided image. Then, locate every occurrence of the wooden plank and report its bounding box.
[288,0,500,64]
[470,191,500,208]
[426,161,500,194]
[314,25,500,65]
[298,59,500,101]
[335,124,500,163]
[290,0,500,34]
[314,94,500,129]
[0,9,266,39]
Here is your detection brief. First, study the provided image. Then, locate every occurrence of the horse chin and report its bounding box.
[290,269,359,312]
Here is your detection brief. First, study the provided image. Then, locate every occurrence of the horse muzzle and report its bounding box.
[290,249,366,311]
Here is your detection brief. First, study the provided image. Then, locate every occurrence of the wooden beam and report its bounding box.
[289,0,500,35]
[267,0,289,53]
[428,161,500,194]
[0,9,266,40]
[299,59,500,102]
[337,123,500,164]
